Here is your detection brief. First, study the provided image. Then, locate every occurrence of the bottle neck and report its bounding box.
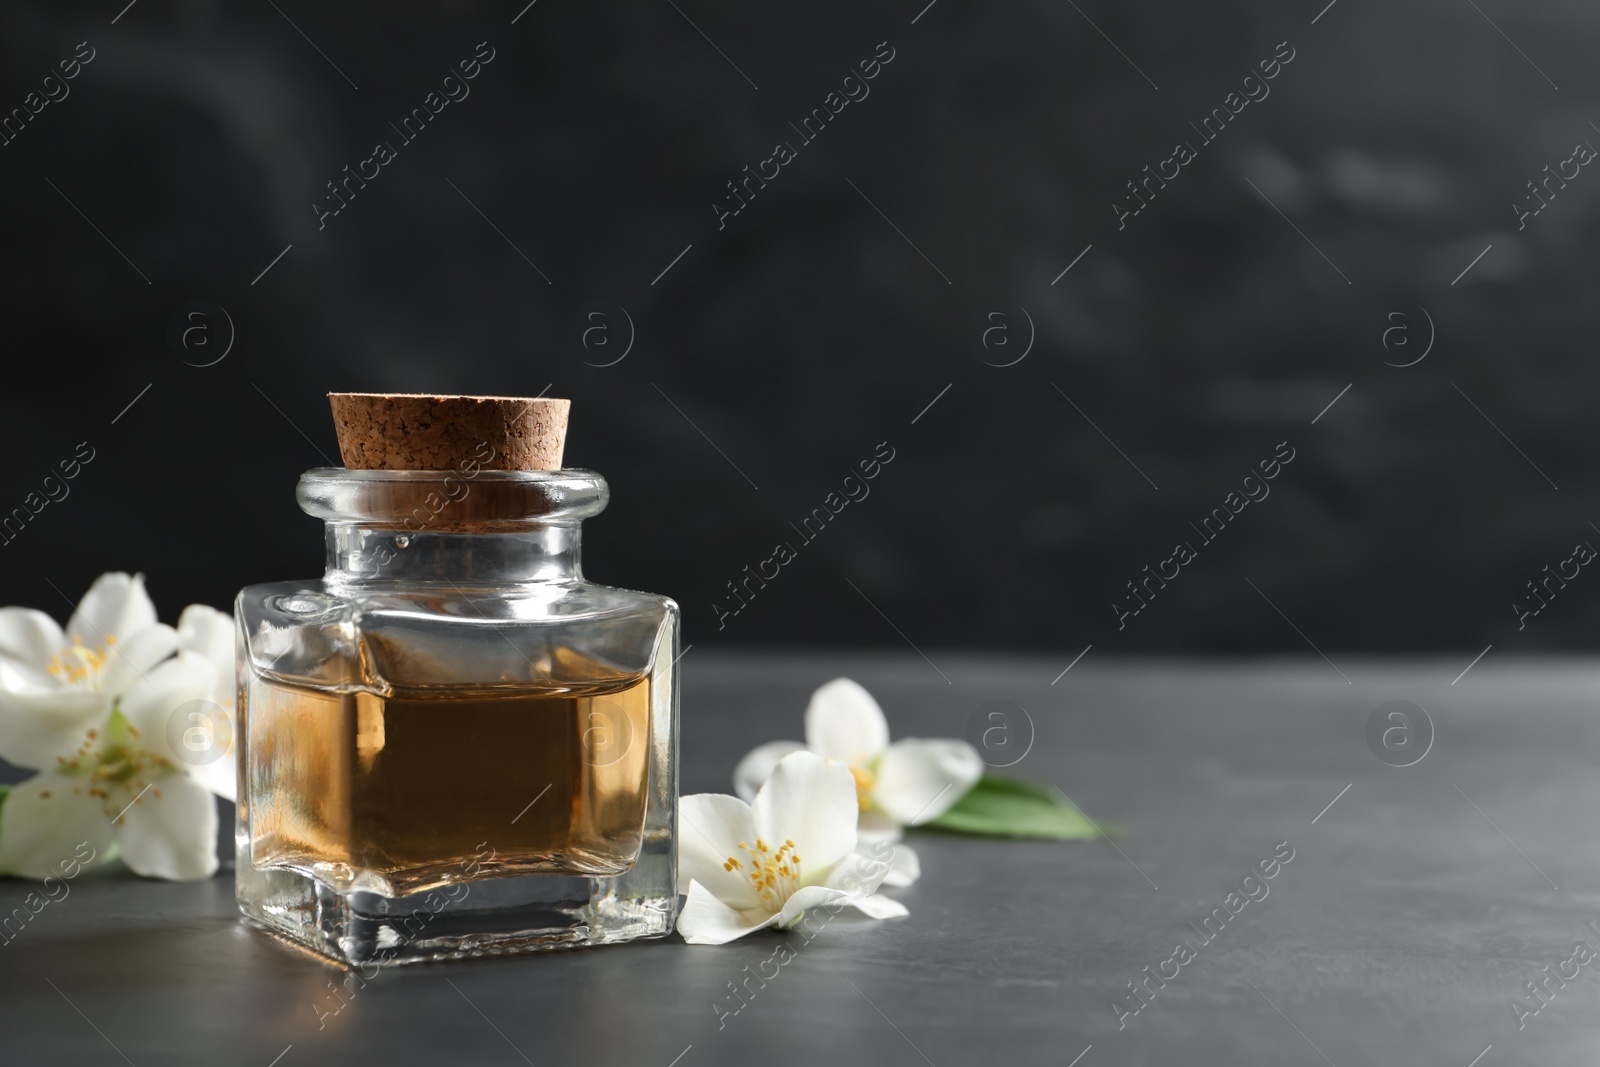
[324,524,584,585]
[298,467,607,586]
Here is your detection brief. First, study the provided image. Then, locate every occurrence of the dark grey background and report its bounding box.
[0,0,1594,654]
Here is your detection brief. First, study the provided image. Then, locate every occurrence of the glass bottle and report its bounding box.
[234,395,679,964]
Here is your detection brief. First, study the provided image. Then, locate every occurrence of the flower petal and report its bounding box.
[177,605,235,707]
[770,883,855,930]
[849,893,910,920]
[0,651,61,695]
[872,738,984,825]
[184,720,238,802]
[732,740,805,802]
[677,793,762,909]
[0,772,115,879]
[803,678,890,764]
[66,572,158,647]
[116,651,217,765]
[0,608,66,667]
[99,623,179,698]
[820,848,895,897]
[879,843,921,888]
[769,862,909,926]
[0,688,106,770]
[117,774,219,880]
[676,879,780,945]
[751,752,858,877]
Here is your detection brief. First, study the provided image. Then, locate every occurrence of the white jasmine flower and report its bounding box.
[0,573,228,881]
[174,604,238,802]
[732,678,983,886]
[678,751,908,945]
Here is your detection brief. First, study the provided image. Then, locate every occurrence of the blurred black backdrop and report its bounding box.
[0,0,1595,654]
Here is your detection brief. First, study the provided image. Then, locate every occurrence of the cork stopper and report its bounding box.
[328,393,569,471]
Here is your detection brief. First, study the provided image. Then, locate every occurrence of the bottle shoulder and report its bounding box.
[238,577,675,621]
[237,579,677,690]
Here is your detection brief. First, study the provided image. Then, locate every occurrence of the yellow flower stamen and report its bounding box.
[45,635,116,688]
[59,717,183,820]
[849,765,875,811]
[724,839,804,904]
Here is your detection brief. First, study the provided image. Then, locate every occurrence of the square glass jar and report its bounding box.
[234,467,678,964]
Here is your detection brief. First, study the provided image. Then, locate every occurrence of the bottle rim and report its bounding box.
[296,467,608,528]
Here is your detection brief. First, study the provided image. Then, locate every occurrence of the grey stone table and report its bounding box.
[2,651,1597,1066]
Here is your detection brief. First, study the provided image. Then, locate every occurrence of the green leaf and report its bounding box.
[922,775,1112,840]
